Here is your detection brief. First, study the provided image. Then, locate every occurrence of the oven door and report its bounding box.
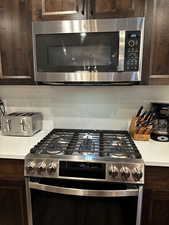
[33,18,144,84]
[26,178,143,225]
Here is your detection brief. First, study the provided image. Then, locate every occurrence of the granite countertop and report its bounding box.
[0,130,169,167]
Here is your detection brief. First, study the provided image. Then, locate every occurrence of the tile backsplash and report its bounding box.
[0,85,169,130]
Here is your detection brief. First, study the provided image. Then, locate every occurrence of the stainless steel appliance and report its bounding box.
[25,129,144,225]
[1,112,43,136]
[151,103,169,141]
[32,18,145,84]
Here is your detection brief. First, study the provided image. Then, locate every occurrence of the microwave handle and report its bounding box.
[117,30,126,72]
[29,181,139,197]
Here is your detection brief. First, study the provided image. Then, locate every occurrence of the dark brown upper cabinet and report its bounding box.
[32,0,146,21]
[147,0,169,85]
[0,0,34,84]
[32,0,86,21]
[90,0,145,19]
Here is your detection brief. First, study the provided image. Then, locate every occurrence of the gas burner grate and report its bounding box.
[30,129,141,159]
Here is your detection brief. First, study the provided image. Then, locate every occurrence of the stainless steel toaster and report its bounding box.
[1,112,43,136]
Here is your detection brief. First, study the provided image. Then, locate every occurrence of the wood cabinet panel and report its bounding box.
[32,0,85,21]
[0,180,27,225]
[142,166,169,225]
[0,159,24,181]
[151,0,169,76]
[45,0,78,12]
[0,159,27,225]
[0,0,33,84]
[148,0,169,84]
[142,189,169,225]
[144,166,169,189]
[92,0,145,18]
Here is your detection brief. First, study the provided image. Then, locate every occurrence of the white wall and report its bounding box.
[0,85,169,130]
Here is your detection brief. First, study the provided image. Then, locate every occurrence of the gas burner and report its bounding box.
[79,139,96,151]
[74,132,100,155]
[82,133,93,140]
[45,134,73,155]
[47,149,64,155]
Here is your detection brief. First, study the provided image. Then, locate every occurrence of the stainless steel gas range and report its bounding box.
[25,129,144,225]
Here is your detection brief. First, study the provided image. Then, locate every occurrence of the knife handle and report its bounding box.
[136,106,144,117]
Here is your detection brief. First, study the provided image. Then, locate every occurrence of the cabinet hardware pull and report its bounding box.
[0,51,3,79]
[81,0,86,15]
[90,0,94,16]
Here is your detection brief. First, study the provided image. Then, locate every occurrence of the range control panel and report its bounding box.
[125,31,141,71]
[25,157,144,184]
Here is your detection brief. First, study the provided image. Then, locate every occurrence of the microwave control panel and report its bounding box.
[124,31,141,71]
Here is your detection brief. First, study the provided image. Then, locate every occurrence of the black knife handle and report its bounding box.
[136,106,143,117]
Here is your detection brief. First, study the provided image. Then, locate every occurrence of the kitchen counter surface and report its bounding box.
[0,130,49,159]
[134,139,169,167]
[0,131,169,167]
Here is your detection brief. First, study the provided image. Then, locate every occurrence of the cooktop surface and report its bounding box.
[30,129,141,159]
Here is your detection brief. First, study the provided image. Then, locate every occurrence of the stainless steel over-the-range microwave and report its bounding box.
[32,17,145,84]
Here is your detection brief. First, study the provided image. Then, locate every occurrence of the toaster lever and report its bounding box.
[20,119,26,131]
[6,119,11,131]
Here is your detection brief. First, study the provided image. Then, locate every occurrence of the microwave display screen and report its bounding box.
[36,32,119,73]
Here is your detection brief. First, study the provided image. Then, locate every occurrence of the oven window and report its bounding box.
[36,32,119,72]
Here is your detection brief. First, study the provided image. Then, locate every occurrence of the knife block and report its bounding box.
[129,117,151,141]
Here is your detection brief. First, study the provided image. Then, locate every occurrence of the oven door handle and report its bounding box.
[29,182,139,197]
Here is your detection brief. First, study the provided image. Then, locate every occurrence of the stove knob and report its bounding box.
[26,160,36,173]
[109,166,119,178]
[47,162,57,174]
[37,161,46,173]
[132,168,143,181]
[120,167,130,180]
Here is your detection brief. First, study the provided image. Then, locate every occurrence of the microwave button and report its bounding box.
[128,40,135,47]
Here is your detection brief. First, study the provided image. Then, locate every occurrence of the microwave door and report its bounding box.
[35,32,121,83]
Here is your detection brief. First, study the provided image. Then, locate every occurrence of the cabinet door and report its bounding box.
[0,0,33,84]
[142,167,169,225]
[91,0,145,19]
[148,0,169,85]
[142,189,169,225]
[0,180,28,225]
[32,0,85,21]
